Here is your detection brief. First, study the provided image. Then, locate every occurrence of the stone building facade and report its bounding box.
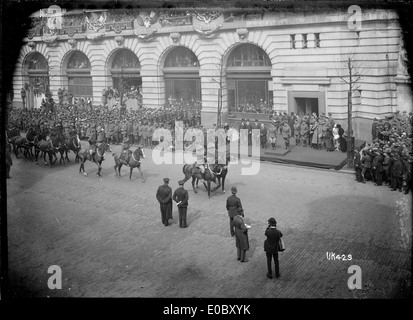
[11,6,412,141]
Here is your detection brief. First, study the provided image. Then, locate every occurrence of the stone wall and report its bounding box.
[12,8,410,139]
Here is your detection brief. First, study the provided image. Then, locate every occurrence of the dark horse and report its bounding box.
[25,126,39,159]
[78,142,112,178]
[34,132,64,167]
[9,127,36,161]
[58,133,81,164]
[113,146,146,182]
[182,163,218,198]
[210,163,229,193]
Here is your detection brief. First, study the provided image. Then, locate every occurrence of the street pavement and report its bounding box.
[5,142,412,299]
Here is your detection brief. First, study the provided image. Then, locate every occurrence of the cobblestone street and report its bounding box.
[6,144,412,299]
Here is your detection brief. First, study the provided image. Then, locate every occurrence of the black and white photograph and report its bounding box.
[1,0,412,314]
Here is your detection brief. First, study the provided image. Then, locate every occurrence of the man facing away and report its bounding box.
[226,186,243,237]
[173,180,189,228]
[156,178,173,226]
[264,217,283,279]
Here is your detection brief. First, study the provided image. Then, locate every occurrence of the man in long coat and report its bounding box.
[281,122,291,150]
[226,186,243,237]
[264,217,283,279]
[233,208,249,262]
[156,178,173,226]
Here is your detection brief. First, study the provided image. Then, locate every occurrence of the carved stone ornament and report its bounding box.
[135,11,158,29]
[236,28,249,40]
[187,11,221,24]
[28,42,36,50]
[134,29,157,41]
[192,24,222,39]
[170,32,181,43]
[85,32,105,40]
[68,39,77,48]
[115,36,124,46]
[42,35,59,46]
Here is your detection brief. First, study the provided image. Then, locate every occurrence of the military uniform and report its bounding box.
[226,188,243,237]
[300,121,309,147]
[281,122,291,149]
[173,181,189,228]
[156,178,173,226]
[391,155,404,191]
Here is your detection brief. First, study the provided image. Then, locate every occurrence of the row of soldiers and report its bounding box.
[355,112,412,194]
[354,143,412,194]
[237,112,346,151]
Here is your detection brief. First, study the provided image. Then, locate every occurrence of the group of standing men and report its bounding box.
[226,186,284,279]
[155,179,284,280]
[156,178,189,228]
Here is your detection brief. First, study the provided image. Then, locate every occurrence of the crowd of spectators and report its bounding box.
[354,110,412,194]
[7,95,202,149]
[231,99,272,114]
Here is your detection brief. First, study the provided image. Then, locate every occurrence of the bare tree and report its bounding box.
[210,55,226,127]
[337,54,366,168]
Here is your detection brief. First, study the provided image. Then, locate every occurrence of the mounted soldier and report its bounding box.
[119,137,131,166]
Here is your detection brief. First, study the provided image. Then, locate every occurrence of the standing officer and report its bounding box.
[264,217,283,279]
[156,178,173,226]
[281,121,291,150]
[173,180,189,228]
[226,186,243,237]
[233,208,250,262]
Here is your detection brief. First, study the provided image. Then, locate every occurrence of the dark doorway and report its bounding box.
[295,98,319,116]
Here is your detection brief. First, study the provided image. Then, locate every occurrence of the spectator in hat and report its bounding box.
[156,178,173,226]
[354,148,364,183]
[391,154,403,192]
[226,186,243,237]
[300,119,309,147]
[173,180,189,228]
[233,208,250,262]
[264,217,283,279]
[281,121,292,150]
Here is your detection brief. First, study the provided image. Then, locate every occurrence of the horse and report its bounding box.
[62,133,81,163]
[9,135,32,160]
[182,163,217,198]
[210,163,229,193]
[34,133,64,167]
[78,142,112,178]
[113,146,146,182]
[25,126,39,159]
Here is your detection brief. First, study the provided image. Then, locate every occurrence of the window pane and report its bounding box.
[165,47,199,68]
[227,44,271,68]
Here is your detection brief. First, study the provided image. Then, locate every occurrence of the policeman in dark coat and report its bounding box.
[233,208,249,262]
[264,217,283,279]
[173,180,189,228]
[226,186,243,237]
[156,178,173,226]
[354,149,363,182]
[391,155,404,191]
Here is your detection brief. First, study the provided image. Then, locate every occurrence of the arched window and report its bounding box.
[110,49,142,107]
[111,49,141,70]
[65,51,92,100]
[163,47,201,103]
[164,47,199,68]
[226,44,273,113]
[23,52,50,109]
[227,44,271,67]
